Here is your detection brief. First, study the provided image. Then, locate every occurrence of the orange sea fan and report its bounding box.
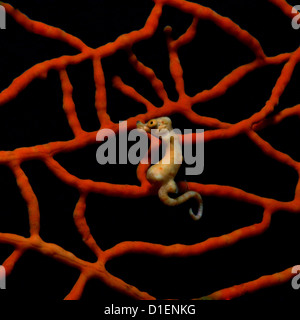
[0,0,299,301]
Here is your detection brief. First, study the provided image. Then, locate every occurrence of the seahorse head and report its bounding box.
[136,117,173,135]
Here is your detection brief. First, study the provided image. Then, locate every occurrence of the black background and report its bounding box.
[0,0,299,302]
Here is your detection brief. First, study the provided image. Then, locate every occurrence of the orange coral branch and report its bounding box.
[73,193,104,259]
[64,273,89,300]
[112,76,157,112]
[10,163,40,236]
[198,267,296,300]
[59,69,85,136]
[103,210,272,261]
[1,2,89,52]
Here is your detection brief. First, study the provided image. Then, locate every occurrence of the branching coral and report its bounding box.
[0,0,300,300]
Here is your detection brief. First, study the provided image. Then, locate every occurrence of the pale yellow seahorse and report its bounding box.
[137,117,203,220]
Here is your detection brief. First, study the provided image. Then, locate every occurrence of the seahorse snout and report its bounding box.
[136,120,144,128]
[136,121,150,132]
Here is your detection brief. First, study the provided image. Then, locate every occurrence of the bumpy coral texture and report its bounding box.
[0,0,300,300]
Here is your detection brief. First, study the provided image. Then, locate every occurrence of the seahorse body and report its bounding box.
[137,117,203,220]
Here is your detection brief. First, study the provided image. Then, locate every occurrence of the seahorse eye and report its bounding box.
[148,119,157,128]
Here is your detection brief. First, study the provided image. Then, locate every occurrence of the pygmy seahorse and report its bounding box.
[136,117,203,220]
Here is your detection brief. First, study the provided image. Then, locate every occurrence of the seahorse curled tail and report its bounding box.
[158,180,203,220]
